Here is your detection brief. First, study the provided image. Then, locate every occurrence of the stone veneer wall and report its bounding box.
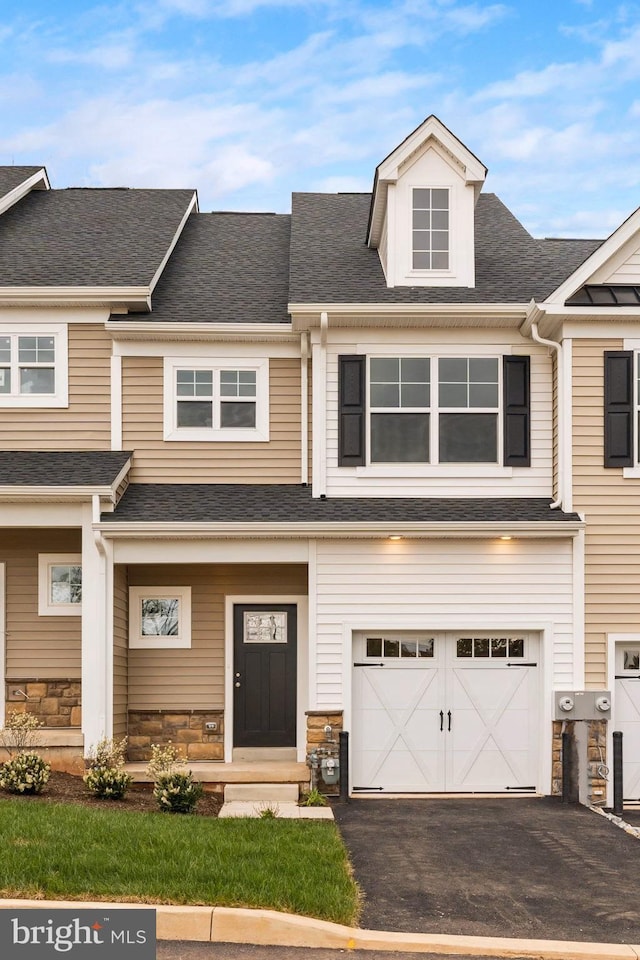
[551,719,608,803]
[5,680,81,727]
[306,710,343,794]
[128,710,224,761]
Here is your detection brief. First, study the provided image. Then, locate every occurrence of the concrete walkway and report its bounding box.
[333,796,640,945]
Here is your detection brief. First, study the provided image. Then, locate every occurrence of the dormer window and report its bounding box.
[412,188,449,270]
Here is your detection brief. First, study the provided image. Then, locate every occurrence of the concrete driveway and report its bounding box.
[333,797,640,944]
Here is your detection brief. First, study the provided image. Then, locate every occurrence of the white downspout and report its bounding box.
[318,312,328,498]
[300,332,309,485]
[529,320,563,510]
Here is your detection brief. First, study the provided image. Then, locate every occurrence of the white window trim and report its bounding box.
[365,354,502,468]
[622,344,640,477]
[0,324,68,408]
[129,586,192,649]
[38,553,82,616]
[163,356,269,442]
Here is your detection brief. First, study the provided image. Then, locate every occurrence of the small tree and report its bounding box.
[0,711,43,758]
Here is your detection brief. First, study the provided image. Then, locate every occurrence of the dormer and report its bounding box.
[366,116,487,289]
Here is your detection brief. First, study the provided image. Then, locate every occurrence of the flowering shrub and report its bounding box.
[147,742,185,779]
[153,771,203,814]
[84,737,132,800]
[0,752,50,794]
[0,711,43,757]
[84,766,132,800]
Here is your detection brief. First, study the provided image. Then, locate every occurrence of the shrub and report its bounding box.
[0,712,43,758]
[147,742,185,780]
[85,736,128,771]
[84,737,132,800]
[0,752,50,794]
[84,766,132,800]
[153,771,203,814]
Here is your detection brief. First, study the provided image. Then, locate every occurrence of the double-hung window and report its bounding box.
[164,357,269,441]
[0,326,68,407]
[339,353,530,468]
[368,356,498,464]
[412,188,449,271]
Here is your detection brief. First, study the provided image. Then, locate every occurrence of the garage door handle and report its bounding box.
[447,710,452,731]
[440,710,444,731]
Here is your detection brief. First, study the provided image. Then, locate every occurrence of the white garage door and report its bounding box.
[352,631,539,793]
[614,643,640,800]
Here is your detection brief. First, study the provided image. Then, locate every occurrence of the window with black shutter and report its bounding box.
[604,351,633,468]
[503,355,531,467]
[338,355,366,466]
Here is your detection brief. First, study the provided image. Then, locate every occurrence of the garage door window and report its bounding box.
[456,637,524,658]
[365,635,434,658]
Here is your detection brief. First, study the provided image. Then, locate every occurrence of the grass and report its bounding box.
[0,799,360,925]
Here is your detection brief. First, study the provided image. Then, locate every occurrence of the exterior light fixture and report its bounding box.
[499,536,513,541]
[389,535,403,541]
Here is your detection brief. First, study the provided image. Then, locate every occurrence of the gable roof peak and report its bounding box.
[367,116,487,248]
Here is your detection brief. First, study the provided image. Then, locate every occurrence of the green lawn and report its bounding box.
[0,800,360,925]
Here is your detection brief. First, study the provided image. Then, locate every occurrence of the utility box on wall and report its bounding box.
[554,691,611,721]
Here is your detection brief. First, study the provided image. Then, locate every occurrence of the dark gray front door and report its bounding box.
[233,603,297,747]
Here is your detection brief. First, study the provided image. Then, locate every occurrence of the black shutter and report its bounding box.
[338,355,366,467]
[604,350,633,467]
[503,356,530,467]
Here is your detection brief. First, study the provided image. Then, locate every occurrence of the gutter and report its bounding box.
[95,520,584,540]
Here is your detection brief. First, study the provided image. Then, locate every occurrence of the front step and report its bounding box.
[219,781,333,820]
[224,782,299,803]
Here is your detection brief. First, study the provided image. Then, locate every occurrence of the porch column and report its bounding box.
[81,499,113,753]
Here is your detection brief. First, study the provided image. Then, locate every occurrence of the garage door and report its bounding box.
[614,643,640,800]
[352,631,539,793]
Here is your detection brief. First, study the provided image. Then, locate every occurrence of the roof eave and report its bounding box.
[96,519,583,540]
[106,320,296,342]
[290,303,529,330]
[0,287,151,310]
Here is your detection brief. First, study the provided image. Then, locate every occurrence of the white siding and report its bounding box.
[605,248,640,283]
[313,537,574,707]
[322,329,553,497]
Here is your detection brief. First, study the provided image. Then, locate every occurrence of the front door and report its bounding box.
[233,603,297,747]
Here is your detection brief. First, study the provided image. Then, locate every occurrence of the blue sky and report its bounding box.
[1,0,640,237]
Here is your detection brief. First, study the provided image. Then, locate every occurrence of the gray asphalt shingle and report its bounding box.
[0,167,45,198]
[102,484,580,523]
[0,451,131,486]
[131,213,291,324]
[0,188,195,286]
[288,192,602,304]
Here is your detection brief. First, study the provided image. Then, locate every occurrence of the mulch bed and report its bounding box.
[0,770,222,817]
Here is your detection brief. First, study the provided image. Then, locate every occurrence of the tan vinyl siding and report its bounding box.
[113,564,128,738]
[122,357,302,483]
[127,563,307,711]
[572,338,634,686]
[0,325,111,450]
[2,529,82,678]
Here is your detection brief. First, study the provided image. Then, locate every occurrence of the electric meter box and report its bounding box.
[554,690,611,721]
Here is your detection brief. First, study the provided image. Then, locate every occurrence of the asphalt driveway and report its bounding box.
[333,797,640,944]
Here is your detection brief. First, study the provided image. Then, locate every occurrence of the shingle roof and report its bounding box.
[0,189,195,286]
[0,167,45,198]
[0,451,131,486]
[102,484,581,524]
[127,212,291,324]
[288,192,603,304]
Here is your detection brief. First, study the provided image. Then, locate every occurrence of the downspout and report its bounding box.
[318,312,328,498]
[528,317,563,509]
[92,495,110,737]
[300,332,309,485]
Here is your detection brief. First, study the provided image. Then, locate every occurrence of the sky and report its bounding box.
[1,0,640,238]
